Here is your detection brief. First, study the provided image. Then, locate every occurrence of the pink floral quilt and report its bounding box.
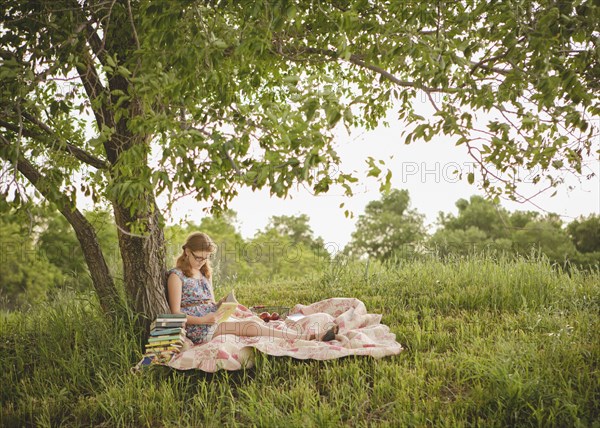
[163,298,403,372]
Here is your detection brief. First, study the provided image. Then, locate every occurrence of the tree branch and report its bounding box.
[74,44,120,164]
[126,0,141,51]
[469,61,511,76]
[0,133,121,314]
[469,40,523,76]
[75,48,112,131]
[292,46,460,93]
[85,20,108,64]
[0,115,109,170]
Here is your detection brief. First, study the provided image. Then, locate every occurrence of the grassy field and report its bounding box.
[1,256,599,427]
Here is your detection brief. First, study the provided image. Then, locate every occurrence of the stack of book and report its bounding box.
[142,313,187,364]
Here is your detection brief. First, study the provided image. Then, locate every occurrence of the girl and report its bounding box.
[166,232,337,344]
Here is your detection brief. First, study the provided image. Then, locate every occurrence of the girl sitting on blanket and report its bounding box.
[166,232,338,344]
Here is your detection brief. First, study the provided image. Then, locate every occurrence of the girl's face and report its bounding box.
[186,249,212,269]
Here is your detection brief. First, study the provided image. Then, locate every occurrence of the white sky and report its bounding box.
[163,102,600,250]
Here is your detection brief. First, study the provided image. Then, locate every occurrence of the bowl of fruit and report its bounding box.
[250,305,290,322]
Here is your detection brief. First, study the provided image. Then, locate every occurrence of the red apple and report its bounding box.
[259,312,270,322]
[270,312,280,321]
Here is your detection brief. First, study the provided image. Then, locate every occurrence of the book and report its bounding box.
[145,338,185,347]
[138,314,188,369]
[146,341,182,348]
[145,342,182,349]
[148,333,186,343]
[155,316,188,323]
[216,290,238,308]
[142,351,178,362]
[149,327,186,336]
[144,345,181,354]
[151,320,186,329]
[156,313,186,319]
[146,339,183,347]
[145,344,182,352]
[143,352,178,360]
[144,346,181,355]
[139,355,155,366]
[215,302,238,324]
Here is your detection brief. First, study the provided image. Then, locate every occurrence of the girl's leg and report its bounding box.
[213,319,337,341]
[213,320,303,341]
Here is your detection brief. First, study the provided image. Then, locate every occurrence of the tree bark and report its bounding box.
[61,207,125,316]
[88,8,171,327]
[113,198,170,330]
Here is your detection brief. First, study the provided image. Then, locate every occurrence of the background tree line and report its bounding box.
[345,189,599,270]
[2,189,597,310]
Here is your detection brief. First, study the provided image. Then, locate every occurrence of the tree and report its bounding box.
[246,226,325,280]
[38,208,120,291]
[267,214,326,254]
[431,195,581,266]
[0,202,121,306]
[1,1,598,324]
[431,195,515,256]
[566,214,600,270]
[436,196,512,240]
[346,189,426,260]
[567,215,600,254]
[0,208,66,308]
[511,214,577,264]
[429,226,514,257]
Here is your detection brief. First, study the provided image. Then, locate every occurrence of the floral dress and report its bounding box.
[166,268,217,344]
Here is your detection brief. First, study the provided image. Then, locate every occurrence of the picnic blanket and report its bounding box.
[163,298,402,372]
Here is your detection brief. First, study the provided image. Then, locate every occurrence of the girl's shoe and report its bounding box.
[320,325,339,342]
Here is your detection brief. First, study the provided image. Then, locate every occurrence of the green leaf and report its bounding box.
[367,166,381,178]
[284,75,300,84]
[212,39,228,49]
[105,55,117,68]
[325,104,342,127]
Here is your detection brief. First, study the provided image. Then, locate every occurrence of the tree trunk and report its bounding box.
[76,2,170,327]
[113,198,170,330]
[61,207,124,316]
[0,139,122,315]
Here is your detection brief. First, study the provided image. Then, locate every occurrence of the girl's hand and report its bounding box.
[201,312,219,324]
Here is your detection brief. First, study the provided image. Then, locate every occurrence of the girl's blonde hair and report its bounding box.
[175,232,217,279]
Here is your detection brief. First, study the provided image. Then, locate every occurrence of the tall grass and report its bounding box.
[1,255,598,427]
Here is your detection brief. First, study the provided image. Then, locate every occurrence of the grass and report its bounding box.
[1,255,598,427]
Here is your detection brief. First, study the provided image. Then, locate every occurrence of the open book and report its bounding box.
[215,302,237,324]
[215,290,238,324]
[216,290,238,308]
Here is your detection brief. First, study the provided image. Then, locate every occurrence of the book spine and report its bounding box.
[146,339,184,347]
[148,335,185,343]
[145,347,181,353]
[145,342,182,348]
[147,341,182,347]
[149,328,186,336]
[150,322,186,329]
